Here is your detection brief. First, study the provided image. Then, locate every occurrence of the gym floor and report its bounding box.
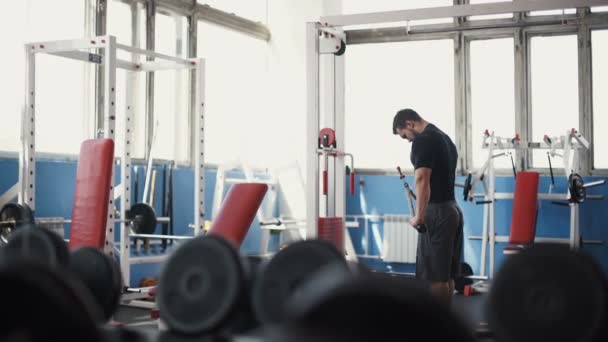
[114,293,492,341]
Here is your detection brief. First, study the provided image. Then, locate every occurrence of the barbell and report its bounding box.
[0,202,170,241]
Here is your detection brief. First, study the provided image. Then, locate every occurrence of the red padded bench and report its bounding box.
[503,171,540,255]
[69,139,115,250]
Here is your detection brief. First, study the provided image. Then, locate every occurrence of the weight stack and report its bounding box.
[318,217,344,253]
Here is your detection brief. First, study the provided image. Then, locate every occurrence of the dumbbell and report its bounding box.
[1,224,70,268]
[264,262,476,342]
[156,235,258,337]
[1,225,123,323]
[487,243,608,342]
[155,236,352,338]
[0,259,106,342]
[251,239,351,325]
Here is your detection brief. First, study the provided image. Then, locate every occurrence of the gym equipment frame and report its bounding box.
[0,35,206,300]
[467,129,605,280]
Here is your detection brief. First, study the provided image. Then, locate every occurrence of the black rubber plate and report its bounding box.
[487,243,608,342]
[157,235,245,335]
[0,261,104,342]
[252,239,347,325]
[70,247,123,322]
[129,203,157,234]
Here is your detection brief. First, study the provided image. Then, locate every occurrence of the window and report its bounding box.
[591,6,608,13]
[0,1,27,152]
[341,0,453,27]
[198,0,267,23]
[28,0,90,155]
[530,35,579,168]
[345,39,455,170]
[108,0,147,159]
[153,13,190,162]
[529,9,576,16]
[592,30,608,169]
[197,21,269,166]
[469,0,512,20]
[470,38,516,169]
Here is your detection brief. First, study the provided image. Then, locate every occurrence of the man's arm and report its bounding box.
[414,167,432,222]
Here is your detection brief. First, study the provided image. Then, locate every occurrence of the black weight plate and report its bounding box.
[39,227,70,267]
[129,203,157,234]
[455,262,474,294]
[487,243,608,342]
[569,173,586,204]
[2,225,59,267]
[157,235,245,335]
[70,247,123,322]
[0,261,104,342]
[252,239,347,325]
[269,271,475,342]
[100,325,147,342]
[0,203,34,244]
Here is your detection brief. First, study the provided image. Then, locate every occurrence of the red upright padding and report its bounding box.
[318,217,344,253]
[508,171,540,246]
[69,139,115,250]
[208,183,268,248]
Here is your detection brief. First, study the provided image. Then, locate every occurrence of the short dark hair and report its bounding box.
[392,109,422,134]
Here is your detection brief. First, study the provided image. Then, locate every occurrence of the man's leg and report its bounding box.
[431,282,452,307]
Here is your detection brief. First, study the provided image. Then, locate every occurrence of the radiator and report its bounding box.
[381,215,418,263]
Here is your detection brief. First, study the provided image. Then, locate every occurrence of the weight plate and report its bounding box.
[455,262,474,294]
[569,173,586,204]
[0,261,104,342]
[70,247,123,322]
[2,225,59,268]
[128,203,157,234]
[487,243,608,342]
[0,203,35,244]
[252,239,347,325]
[39,227,70,267]
[269,271,475,342]
[157,235,245,334]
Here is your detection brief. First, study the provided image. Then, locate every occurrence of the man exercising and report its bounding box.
[392,108,463,307]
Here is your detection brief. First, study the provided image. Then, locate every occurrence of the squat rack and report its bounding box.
[0,35,205,288]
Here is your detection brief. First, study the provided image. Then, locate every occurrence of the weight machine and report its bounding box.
[0,35,206,301]
[466,129,605,280]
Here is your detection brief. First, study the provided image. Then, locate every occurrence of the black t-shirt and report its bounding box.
[410,124,458,203]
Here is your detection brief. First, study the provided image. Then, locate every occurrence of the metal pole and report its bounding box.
[22,45,36,211]
[95,0,108,135]
[334,40,349,256]
[188,10,198,165]
[306,22,320,240]
[120,57,136,290]
[104,36,117,259]
[488,136,496,278]
[145,0,156,161]
[514,27,530,170]
[193,58,206,235]
[578,8,593,175]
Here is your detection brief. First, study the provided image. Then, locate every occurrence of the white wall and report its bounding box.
[265,0,341,219]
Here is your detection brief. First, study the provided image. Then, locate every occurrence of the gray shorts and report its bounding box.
[415,200,464,283]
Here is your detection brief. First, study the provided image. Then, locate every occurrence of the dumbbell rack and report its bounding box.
[468,129,605,282]
[0,36,207,305]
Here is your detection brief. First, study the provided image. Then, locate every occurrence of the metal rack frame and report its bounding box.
[469,129,604,279]
[0,35,206,290]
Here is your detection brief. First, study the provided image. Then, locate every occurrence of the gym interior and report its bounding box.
[1,1,608,341]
